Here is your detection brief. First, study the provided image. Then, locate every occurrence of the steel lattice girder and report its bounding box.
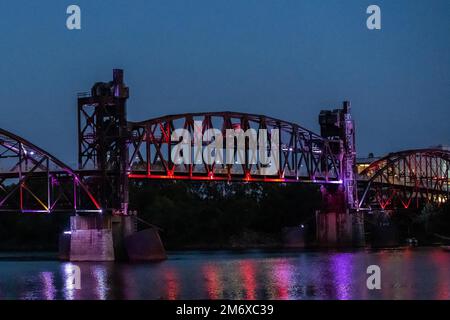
[127,111,342,183]
[0,128,101,213]
[358,149,450,209]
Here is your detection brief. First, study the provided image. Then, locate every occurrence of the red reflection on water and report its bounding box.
[239,261,256,300]
[378,249,392,299]
[379,248,414,300]
[164,268,180,300]
[202,264,222,299]
[430,250,450,299]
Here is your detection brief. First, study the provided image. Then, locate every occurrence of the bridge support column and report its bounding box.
[112,215,167,261]
[315,191,366,247]
[317,101,365,247]
[316,211,353,246]
[316,187,353,246]
[59,216,115,261]
[111,215,137,260]
[316,211,366,247]
[59,215,166,261]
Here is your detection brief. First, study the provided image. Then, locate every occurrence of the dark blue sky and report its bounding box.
[0,0,448,166]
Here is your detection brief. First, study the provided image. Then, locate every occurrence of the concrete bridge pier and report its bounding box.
[316,210,353,247]
[316,187,351,246]
[59,216,114,261]
[59,215,166,261]
[316,210,365,247]
[315,187,365,247]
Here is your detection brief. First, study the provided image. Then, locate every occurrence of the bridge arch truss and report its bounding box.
[0,128,101,213]
[127,112,343,184]
[358,149,450,210]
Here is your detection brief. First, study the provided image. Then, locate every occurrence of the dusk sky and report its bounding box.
[0,0,448,166]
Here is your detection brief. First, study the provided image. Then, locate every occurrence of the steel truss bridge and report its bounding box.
[0,70,448,214]
[358,149,450,210]
[0,128,100,213]
[127,112,341,184]
[1,117,448,214]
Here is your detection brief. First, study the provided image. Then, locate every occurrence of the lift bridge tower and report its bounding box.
[60,69,166,261]
[77,69,130,215]
[317,101,365,246]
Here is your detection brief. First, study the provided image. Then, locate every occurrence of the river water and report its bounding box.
[0,248,448,300]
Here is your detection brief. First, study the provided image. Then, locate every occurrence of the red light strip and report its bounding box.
[128,173,342,184]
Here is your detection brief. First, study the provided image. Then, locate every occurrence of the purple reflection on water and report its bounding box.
[62,263,76,300]
[39,272,56,300]
[330,253,353,300]
[93,266,108,300]
[1,249,447,299]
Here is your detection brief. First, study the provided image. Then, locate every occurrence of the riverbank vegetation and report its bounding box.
[0,180,449,250]
[130,181,321,249]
